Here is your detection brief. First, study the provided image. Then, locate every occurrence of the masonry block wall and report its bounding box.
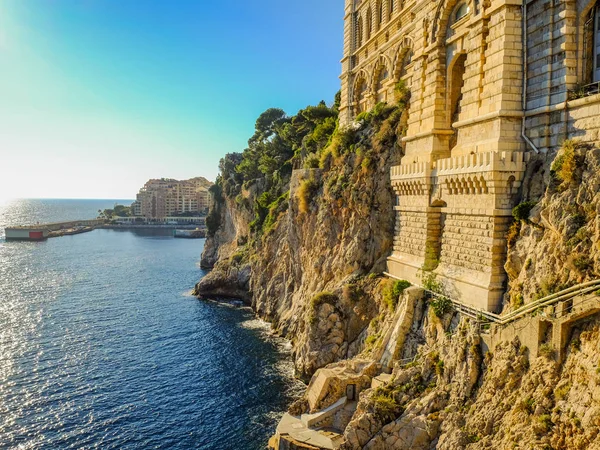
[341,0,600,311]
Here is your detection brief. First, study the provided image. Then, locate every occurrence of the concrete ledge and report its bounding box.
[276,414,343,450]
[387,255,503,312]
[301,397,347,428]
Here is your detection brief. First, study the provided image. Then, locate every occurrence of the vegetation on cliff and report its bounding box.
[196,79,600,449]
[196,87,411,380]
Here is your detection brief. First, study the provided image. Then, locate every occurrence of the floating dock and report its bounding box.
[4,219,105,241]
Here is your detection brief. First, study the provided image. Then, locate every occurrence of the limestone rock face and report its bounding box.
[196,107,600,449]
[194,194,254,301]
[195,117,400,380]
[505,145,600,309]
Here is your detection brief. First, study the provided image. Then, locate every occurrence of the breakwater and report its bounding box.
[5,219,106,241]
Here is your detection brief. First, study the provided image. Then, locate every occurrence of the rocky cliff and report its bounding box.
[194,97,600,448]
[505,140,600,310]
[195,98,407,380]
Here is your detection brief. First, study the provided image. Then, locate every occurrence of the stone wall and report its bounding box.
[341,0,600,311]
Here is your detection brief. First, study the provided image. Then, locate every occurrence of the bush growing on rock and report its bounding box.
[382,279,411,310]
[297,177,320,214]
[539,343,555,359]
[512,201,537,223]
[551,139,584,189]
[342,283,364,303]
[430,296,453,318]
[310,292,338,310]
[371,387,403,422]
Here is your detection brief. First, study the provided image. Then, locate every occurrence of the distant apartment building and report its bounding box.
[131,177,212,219]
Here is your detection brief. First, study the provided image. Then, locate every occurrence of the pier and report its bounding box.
[5,219,106,241]
[4,218,208,241]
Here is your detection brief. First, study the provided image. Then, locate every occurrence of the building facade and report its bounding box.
[340,0,600,311]
[132,177,212,220]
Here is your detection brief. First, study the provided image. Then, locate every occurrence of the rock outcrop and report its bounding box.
[195,102,405,380]
[195,95,600,448]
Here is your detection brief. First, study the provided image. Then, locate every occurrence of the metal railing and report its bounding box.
[385,272,600,327]
[568,81,600,100]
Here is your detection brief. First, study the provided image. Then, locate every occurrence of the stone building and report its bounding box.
[340,0,600,311]
[132,177,212,219]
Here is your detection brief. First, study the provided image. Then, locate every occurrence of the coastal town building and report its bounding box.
[340,0,600,311]
[131,177,212,220]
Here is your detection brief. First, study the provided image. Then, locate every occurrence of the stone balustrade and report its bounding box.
[434,151,527,176]
[390,150,527,184]
[390,161,429,180]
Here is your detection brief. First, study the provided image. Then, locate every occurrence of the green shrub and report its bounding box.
[539,343,555,359]
[360,153,374,172]
[435,359,445,377]
[506,221,521,247]
[319,147,333,170]
[552,139,582,188]
[206,206,221,237]
[310,291,337,310]
[466,433,481,443]
[365,334,379,350]
[512,201,537,222]
[297,176,320,214]
[571,212,587,229]
[303,153,320,169]
[372,106,403,153]
[419,270,452,317]
[430,296,453,317]
[382,279,411,310]
[512,293,524,308]
[230,250,247,265]
[533,276,564,300]
[554,383,571,401]
[342,283,364,303]
[372,392,402,422]
[262,191,289,234]
[537,414,554,432]
[394,79,411,107]
[572,255,592,272]
[567,227,591,247]
[518,396,536,415]
[570,337,581,352]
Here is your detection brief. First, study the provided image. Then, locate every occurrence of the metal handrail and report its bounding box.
[385,272,600,327]
[497,280,600,325]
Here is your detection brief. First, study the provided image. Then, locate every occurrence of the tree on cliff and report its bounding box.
[208,99,339,236]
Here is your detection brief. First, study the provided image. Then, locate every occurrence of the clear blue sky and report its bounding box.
[0,1,343,199]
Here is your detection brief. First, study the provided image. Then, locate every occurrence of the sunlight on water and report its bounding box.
[0,199,301,449]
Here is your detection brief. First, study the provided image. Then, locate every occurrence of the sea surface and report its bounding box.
[0,199,302,449]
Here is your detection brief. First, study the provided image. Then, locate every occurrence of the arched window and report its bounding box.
[356,79,368,113]
[390,0,395,16]
[448,53,467,148]
[366,8,373,39]
[453,3,470,23]
[377,1,383,29]
[376,67,389,102]
[398,50,413,79]
[584,3,600,83]
[356,16,363,47]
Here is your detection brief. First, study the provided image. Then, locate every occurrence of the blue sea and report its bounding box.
[0,199,302,449]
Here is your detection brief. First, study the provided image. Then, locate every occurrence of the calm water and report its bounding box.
[0,199,301,449]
